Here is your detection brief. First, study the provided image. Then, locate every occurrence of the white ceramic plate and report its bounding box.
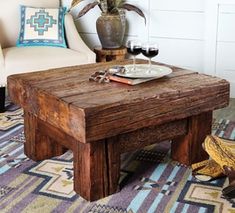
[115,64,173,79]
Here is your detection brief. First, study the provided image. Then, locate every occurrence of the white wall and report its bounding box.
[146,0,204,72]
[206,0,235,98]
[62,0,235,97]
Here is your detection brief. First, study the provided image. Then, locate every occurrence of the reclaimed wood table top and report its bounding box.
[7,59,230,143]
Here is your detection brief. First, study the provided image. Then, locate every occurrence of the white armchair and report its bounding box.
[0,44,4,77]
[0,0,95,87]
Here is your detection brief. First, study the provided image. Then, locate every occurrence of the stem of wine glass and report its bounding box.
[133,55,136,71]
[148,57,152,73]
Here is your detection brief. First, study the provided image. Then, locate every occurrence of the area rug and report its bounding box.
[0,102,235,213]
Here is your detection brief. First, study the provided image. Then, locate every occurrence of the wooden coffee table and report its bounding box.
[7,59,230,201]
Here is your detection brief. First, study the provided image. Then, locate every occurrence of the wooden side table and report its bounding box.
[94,46,127,62]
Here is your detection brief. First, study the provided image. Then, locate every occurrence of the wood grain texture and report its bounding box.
[24,111,67,161]
[7,59,230,201]
[7,59,230,143]
[171,111,212,165]
[73,138,120,201]
[73,141,107,201]
[106,137,121,194]
[119,119,187,153]
[37,117,75,151]
[94,46,127,62]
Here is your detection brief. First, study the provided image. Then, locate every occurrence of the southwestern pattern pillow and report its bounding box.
[17,6,67,48]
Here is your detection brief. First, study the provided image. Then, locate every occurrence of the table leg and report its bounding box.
[24,111,67,161]
[73,137,120,201]
[171,111,212,165]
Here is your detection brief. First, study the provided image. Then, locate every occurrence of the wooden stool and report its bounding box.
[94,46,127,62]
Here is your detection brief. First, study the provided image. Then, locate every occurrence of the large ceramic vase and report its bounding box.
[96,13,125,49]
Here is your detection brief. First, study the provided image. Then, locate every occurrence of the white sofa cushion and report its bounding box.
[2,46,90,83]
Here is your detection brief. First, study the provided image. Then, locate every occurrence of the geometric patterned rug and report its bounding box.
[0,101,235,213]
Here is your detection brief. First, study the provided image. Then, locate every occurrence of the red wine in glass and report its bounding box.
[126,40,142,70]
[142,43,159,72]
[127,46,142,56]
[141,48,159,58]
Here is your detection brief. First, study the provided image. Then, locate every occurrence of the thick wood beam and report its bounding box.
[171,111,212,165]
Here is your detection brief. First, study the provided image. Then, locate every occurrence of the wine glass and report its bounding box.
[126,40,142,71]
[141,43,159,72]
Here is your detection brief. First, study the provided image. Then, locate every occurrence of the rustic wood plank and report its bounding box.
[72,74,227,108]
[84,86,229,142]
[24,111,67,161]
[37,118,75,151]
[7,60,191,91]
[171,111,212,165]
[119,119,187,153]
[8,60,229,143]
[36,92,86,143]
[106,137,121,194]
[8,61,195,109]
[52,70,195,100]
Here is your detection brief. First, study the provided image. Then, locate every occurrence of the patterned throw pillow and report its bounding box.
[17,6,67,48]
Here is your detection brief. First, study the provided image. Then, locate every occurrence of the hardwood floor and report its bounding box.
[213,98,235,120]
